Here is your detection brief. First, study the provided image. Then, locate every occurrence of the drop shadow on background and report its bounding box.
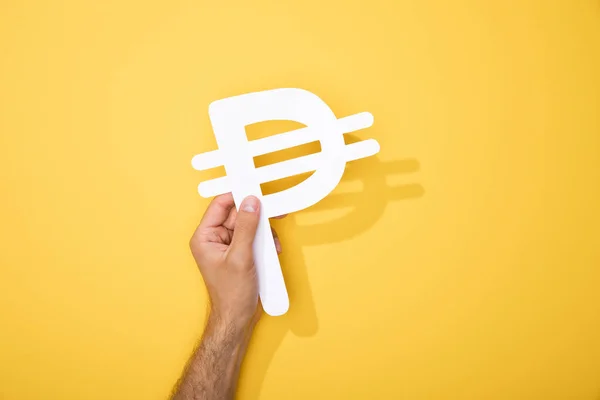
[239,133,424,399]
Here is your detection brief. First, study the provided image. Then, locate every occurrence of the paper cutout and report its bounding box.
[192,88,380,316]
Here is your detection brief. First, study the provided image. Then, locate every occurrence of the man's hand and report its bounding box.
[172,193,283,400]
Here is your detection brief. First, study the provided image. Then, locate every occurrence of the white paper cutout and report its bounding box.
[192,88,380,316]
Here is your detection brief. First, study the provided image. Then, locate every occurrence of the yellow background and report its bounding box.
[1,1,599,399]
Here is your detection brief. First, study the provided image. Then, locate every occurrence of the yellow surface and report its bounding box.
[1,1,600,399]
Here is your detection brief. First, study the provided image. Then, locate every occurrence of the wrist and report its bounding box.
[207,308,257,340]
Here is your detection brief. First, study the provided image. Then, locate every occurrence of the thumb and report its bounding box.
[229,196,261,260]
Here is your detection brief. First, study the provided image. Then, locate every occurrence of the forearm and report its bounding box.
[172,314,254,400]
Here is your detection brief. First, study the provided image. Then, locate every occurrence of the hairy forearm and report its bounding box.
[172,314,253,400]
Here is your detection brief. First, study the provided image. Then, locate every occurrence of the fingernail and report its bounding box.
[241,196,259,213]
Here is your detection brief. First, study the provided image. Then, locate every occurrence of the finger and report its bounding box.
[198,193,235,229]
[223,206,238,231]
[271,227,282,254]
[204,226,231,244]
[271,214,288,220]
[229,196,261,261]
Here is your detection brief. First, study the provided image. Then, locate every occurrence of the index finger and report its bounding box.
[198,193,235,229]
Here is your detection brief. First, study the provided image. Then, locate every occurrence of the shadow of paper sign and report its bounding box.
[240,141,424,400]
[191,88,380,316]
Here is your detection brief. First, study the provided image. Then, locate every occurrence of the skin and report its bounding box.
[171,193,283,400]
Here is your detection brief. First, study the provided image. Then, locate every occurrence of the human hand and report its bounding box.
[174,194,283,399]
[189,193,283,330]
